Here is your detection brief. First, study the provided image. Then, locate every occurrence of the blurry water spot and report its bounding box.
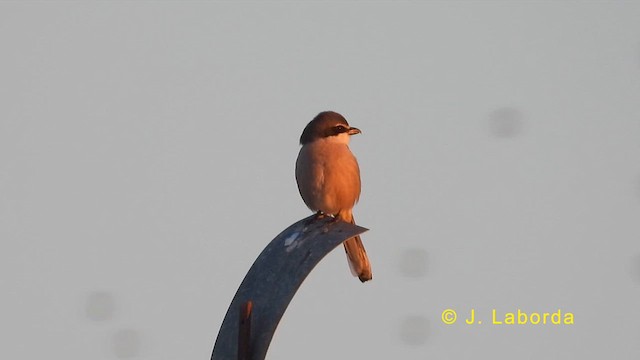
[112,329,141,358]
[399,315,429,346]
[488,107,523,138]
[85,291,116,321]
[398,248,428,278]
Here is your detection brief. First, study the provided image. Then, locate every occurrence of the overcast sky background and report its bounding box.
[1,1,640,359]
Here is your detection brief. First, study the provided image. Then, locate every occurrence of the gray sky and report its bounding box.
[1,2,639,359]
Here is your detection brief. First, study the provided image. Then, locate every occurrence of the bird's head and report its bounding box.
[299,111,361,145]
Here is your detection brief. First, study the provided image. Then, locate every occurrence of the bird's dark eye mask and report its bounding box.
[328,124,349,136]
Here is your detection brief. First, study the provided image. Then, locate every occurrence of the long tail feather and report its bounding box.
[342,216,372,282]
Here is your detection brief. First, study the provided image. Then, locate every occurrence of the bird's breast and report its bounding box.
[295,140,361,215]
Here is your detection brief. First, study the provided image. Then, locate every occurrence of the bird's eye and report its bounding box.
[329,124,349,137]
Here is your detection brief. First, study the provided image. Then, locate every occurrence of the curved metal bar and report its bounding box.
[211,214,369,360]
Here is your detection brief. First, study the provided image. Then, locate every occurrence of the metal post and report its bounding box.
[211,214,368,360]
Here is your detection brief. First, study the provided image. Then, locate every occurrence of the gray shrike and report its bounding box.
[295,111,372,282]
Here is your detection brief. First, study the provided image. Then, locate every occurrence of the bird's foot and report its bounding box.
[303,211,326,228]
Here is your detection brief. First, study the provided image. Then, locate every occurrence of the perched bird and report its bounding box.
[295,111,372,282]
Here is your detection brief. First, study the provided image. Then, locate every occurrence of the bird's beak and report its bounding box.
[348,127,361,135]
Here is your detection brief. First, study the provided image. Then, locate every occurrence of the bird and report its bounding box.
[295,111,372,282]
